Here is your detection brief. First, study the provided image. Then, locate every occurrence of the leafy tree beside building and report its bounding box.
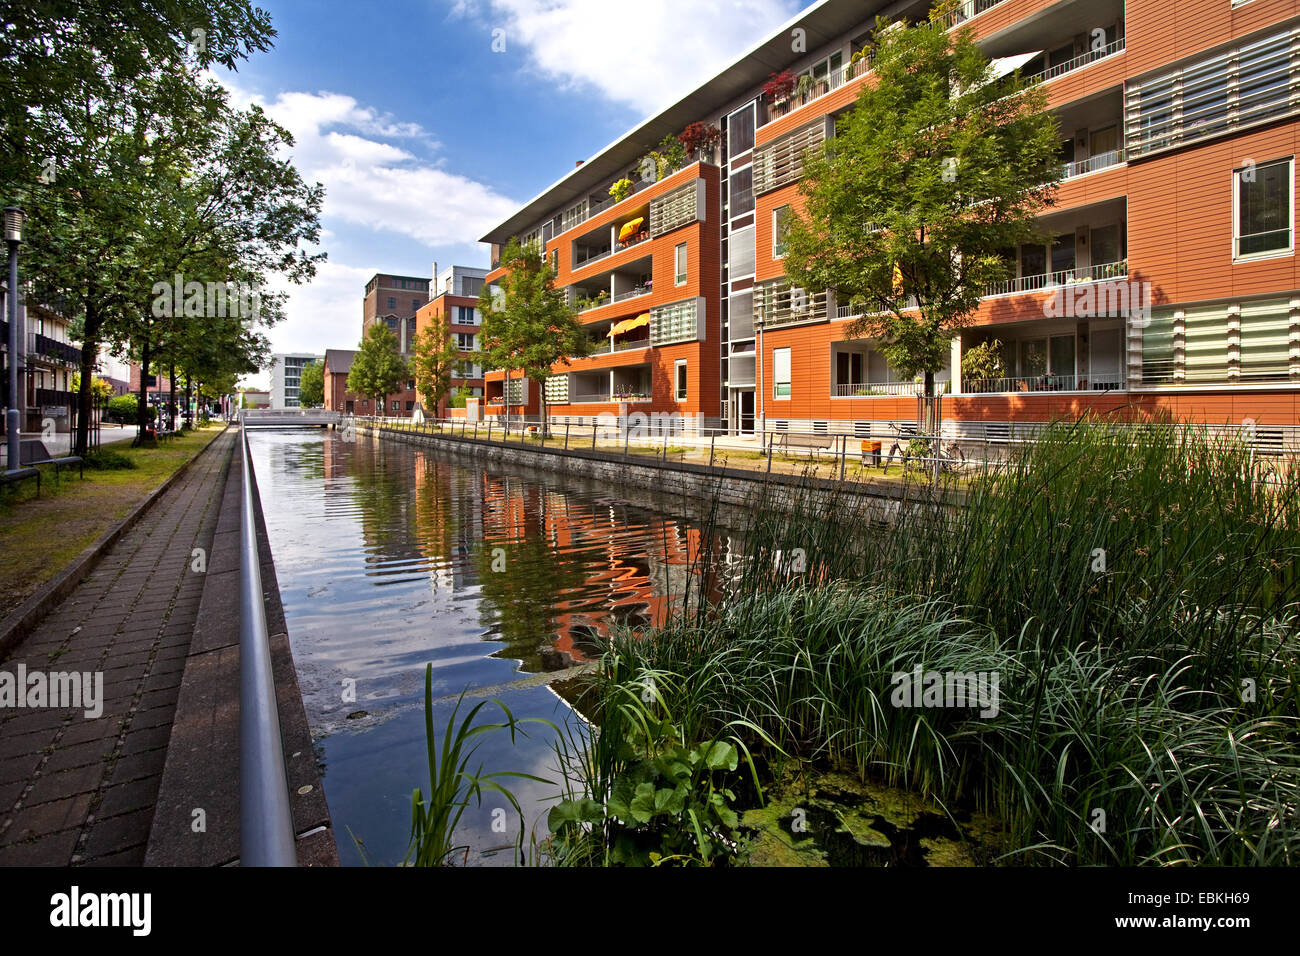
[781,9,1061,431]
[410,322,464,416]
[348,322,408,416]
[297,360,324,407]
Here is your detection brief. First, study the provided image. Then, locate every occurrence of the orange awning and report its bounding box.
[611,313,650,335]
[618,217,645,242]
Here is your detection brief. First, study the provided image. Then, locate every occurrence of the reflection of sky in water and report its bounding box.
[247,430,727,866]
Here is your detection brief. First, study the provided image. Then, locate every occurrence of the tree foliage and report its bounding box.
[348,322,408,414]
[297,360,324,408]
[476,238,591,426]
[781,13,1060,401]
[410,321,464,414]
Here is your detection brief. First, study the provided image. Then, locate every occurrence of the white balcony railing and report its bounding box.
[1025,37,1125,85]
[983,259,1128,297]
[831,381,928,397]
[1061,148,1124,180]
[963,374,1127,393]
[938,0,1009,31]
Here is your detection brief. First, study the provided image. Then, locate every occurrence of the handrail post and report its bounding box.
[238,426,297,867]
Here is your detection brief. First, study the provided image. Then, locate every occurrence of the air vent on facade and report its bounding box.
[813,421,828,435]
[985,422,1011,444]
[1250,427,1286,454]
[853,421,870,437]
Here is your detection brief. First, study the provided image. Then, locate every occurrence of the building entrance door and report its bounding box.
[731,389,755,435]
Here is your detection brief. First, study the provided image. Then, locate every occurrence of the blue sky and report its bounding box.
[224,0,805,385]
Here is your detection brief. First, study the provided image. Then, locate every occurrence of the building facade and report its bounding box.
[480,0,1300,445]
[270,352,324,408]
[363,273,429,416]
[413,264,489,416]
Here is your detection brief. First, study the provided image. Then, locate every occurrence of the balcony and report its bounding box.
[832,381,936,397]
[1024,36,1125,85]
[963,373,1126,393]
[983,259,1127,298]
[1061,148,1124,180]
[938,0,1010,31]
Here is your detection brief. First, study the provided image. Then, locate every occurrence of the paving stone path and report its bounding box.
[0,428,235,865]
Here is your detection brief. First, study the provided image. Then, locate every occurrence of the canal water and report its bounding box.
[246,429,735,865]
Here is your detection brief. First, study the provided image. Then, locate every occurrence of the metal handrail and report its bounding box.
[238,418,297,867]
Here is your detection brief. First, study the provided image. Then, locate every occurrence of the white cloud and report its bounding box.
[452,0,803,113]
[220,84,519,248]
[209,80,518,369]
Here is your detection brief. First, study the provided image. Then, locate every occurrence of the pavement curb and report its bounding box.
[0,424,233,661]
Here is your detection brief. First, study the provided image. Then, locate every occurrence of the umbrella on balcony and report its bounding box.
[618,217,645,243]
[611,313,650,335]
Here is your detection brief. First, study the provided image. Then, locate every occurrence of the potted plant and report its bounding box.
[678,121,721,163]
[961,339,1006,393]
[796,73,816,103]
[609,178,633,203]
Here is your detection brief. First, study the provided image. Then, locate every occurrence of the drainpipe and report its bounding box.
[757,317,765,436]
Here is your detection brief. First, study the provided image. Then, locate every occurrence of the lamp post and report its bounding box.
[5,206,24,473]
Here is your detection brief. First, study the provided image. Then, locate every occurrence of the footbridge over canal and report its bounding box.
[242,409,341,428]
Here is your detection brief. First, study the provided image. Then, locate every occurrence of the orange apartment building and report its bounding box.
[481,0,1300,447]
[413,264,488,416]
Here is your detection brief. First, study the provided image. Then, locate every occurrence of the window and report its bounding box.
[391,401,399,411]
[675,243,688,285]
[455,306,478,325]
[729,167,755,217]
[407,379,416,390]
[773,347,791,399]
[773,205,791,258]
[728,104,755,155]
[413,299,420,310]
[675,359,688,400]
[387,297,396,309]
[386,318,398,331]
[461,276,484,298]
[405,401,414,411]
[456,333,476,351]
[729,225,756,279]
[1235,157,1293,259]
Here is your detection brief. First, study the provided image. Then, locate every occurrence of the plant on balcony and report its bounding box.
[678,121,720,162]
[609,178,633,203]
[780,13,1060,434]
[796,73,817,103]
[763,70,796,103]
[650,133,687,181]
[960,339,1006,391]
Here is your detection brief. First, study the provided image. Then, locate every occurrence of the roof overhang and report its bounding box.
[481,0,900,244]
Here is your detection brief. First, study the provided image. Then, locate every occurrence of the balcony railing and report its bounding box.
[963,374,1126,393]
[831,381,930,397]
[612,285,652,304]
[1025,37,1125,85]
[983,259,1128,297]
[938,0,1009,30]
[1061,148,1124,179]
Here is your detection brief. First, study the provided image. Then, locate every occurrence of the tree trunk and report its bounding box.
[169,358,176,431]
[923,371,936,434]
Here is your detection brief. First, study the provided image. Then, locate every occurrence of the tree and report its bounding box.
[781,9,1060,431]
[348,322,407,417]
[476,238,592,433]
[410,322,463,417]
[297,360,324,408]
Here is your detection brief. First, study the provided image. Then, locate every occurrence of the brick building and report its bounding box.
[481,0,1300,447]
[413,264,489,417]
[362,272,428,416]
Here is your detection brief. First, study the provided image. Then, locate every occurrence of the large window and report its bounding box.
[773,347,791,399]
[773,205,791,259]
[455,305,478,325]
[729,167,755,217]
[675,242,688,285]
[1235,157,1293,259]
[728,104,755,156]
[675,359,688,401]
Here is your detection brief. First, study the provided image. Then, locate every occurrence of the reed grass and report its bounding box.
[580,416,1300,865]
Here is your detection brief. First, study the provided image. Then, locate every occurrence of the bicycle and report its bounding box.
[881,424,966,475]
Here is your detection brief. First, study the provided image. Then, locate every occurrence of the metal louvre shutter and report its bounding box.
[1239,299,1292,383]
[1140,310,1177,385]
[1183,305,1228,383]
[753,121,825,196]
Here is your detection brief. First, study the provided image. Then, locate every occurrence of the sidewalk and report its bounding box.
[0,428,235,865]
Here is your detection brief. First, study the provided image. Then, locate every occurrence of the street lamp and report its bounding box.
[5,206,25,473]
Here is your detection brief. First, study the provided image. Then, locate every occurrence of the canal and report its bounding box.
[246,429,736,865]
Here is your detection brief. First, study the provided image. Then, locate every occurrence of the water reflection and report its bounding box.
[248,429,736,865]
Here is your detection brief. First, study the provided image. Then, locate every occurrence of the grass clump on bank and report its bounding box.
[555,416,1300,865]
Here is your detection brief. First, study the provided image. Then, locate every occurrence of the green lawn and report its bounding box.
[0,425,225,621]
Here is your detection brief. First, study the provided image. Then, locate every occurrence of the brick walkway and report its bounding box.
[0,428,235,865]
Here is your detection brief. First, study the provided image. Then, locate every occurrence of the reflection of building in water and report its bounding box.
[473,469,733,666]
[412,450,483,594]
